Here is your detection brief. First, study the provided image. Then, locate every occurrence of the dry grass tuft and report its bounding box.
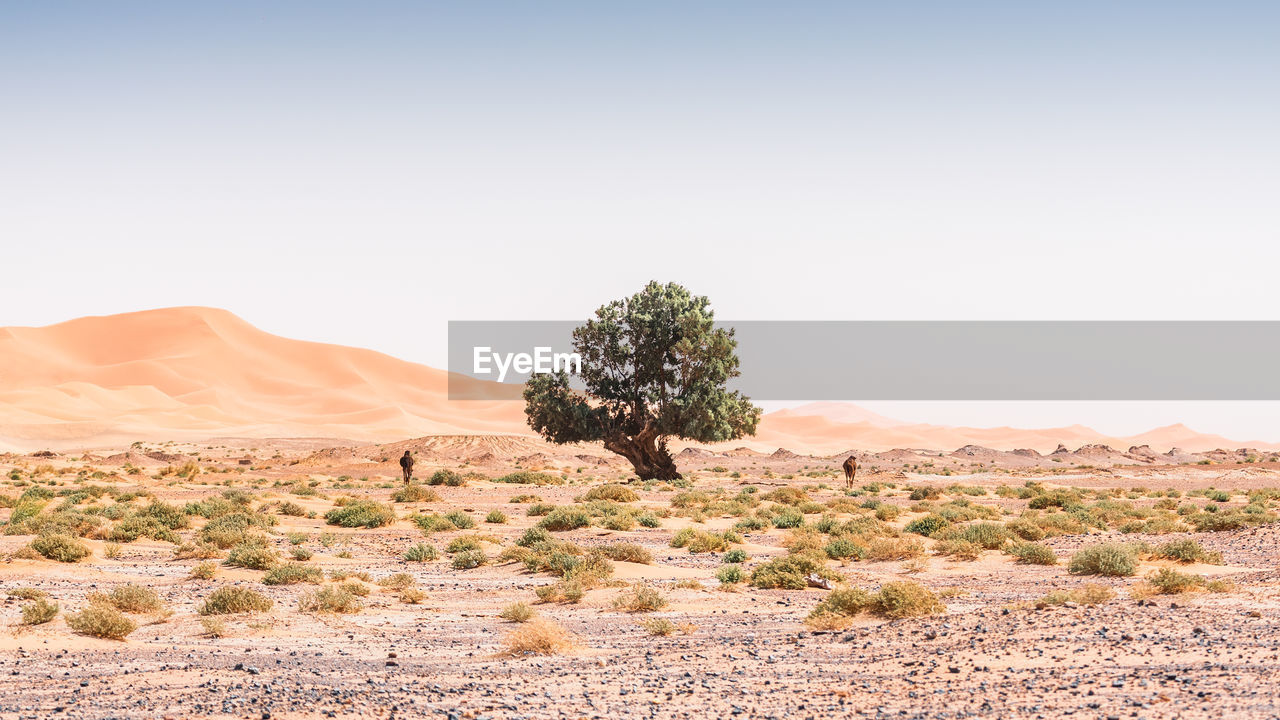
[502,618,579,656]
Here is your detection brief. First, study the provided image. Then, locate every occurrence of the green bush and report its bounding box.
[299,586,363,613]
[404,543,438,562]
[770,507,805,528]
[749,554,841,590]
[392,484,441,503]
[824,537,868,561]
[199,586,273,615]
[538,507,591,531]
[325,501,396,528]
[263,564,324,585]
[30,534,91,562]
[716,564,745,584]
[486,510,508,524]
[425,469,464,486]
[904,515,949,537]
[517,527,551,547]
[1007,542,1058,565]
[67,605,136,639]
[599,543,653,564]
[1068,543,1138,577]
[451,549,488,569]
[21,598,58,625]
[444,510,475,529]
[1154,538,1223,564]
[225,540,279,570]
[612,585,667,612]
[102,584,163,613]
[948,522,1010,549]
[722,548,749,564]
[494,471,564,486]
[583,484,640,502]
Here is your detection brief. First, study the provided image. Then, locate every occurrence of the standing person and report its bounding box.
[399,451,414,483]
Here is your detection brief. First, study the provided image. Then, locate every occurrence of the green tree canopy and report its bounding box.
[523,282,761,480]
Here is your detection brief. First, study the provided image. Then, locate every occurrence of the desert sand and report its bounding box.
[1,435,1280,719]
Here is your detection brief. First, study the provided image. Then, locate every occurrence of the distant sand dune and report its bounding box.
[2,307,1274,454]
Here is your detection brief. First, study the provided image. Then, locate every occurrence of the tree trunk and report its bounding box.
[603,423,682,481]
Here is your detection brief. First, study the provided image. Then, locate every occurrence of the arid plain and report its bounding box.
[2,436,1280,720]
[2,308,1279,719]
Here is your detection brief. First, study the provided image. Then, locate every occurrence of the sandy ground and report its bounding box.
[1,437,1279,720]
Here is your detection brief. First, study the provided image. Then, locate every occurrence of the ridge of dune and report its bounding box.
[0,307,527,450]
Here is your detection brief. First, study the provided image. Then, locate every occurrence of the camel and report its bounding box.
[842,455,858,490]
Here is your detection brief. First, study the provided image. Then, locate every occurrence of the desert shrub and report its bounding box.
[404,543,438,562]
[494,471,564,486]
[107,514,180,544]
[874,504,900,521]
[517,527,551,547]
[485,510,508,524]
[807,587,874,627]
[866,537,925,561]
[874,581,945,618]
[770,507,805,529]
[7,587,47,600]
[733,516,768,532]
[716,564,745,585]
[1190,511,1276,532]
[500,602,535,622]
[29,534,91,562]
[290,546,313,561]
[225,540,279,570]
[599,513,637,531]
[102,584,163,613]
[763,487,810,506]
[1006,519,1046,541]
[446,536,482,553]
[442,510,475,529]
[509,494,541,503]
[503,618,578,655]
[750,554,842,590]
[538,507,591,531]
[451,549,487,569]
[583,484,640,502]
[299,586,363,613]
[67,605,136,639]
[933,539,983,561]
[612,585,667,613]
[722,548,749,564]
[824,537,868,562]
[1154,538,1223,564]
[670,528,733,553]
[947,522,1010,550]
[325,501,395,528]
[1007,542,1058,565]
[1036,583,1115,607]
[526,503,556,516]
[263,564,324,585]
[412,513,458,533]
[599,543,653,564]
[908,486,941,501]
[423,469,462,486]
[903,515,949,537]
[1068,543,1138,577]
[276,501,308,517]
[21,598,59,625]
[173,541,222,560]
[1028,490,1083,509]
[1142,567,1207,595]
[199,512,273,548]
[392,484,440,503]
[199,587,273,615]
[189,561,217,580]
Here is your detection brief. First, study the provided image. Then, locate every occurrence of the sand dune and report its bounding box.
[2,307,1274,454]
[0,307,526,450]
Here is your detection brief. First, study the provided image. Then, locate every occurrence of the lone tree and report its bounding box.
[523,282,761,480]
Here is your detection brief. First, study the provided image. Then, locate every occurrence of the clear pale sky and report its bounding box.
[3,2,1278,439]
